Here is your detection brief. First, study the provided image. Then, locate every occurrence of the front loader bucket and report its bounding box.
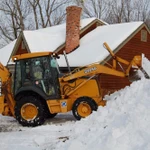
[128,67,142,82]
[128,67,150,82]
[125,53,150,82]
[0,95,4,114]
[103,42,150,82]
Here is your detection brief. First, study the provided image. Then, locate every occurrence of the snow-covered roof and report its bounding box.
[0,40,16,66]
[0,18,100,66]
[57,22,144,67]
[0,19,145,67]
[23,18,97,52]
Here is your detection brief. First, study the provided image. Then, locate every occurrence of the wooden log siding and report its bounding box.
[99,27,150,96]
[16,42,28,55]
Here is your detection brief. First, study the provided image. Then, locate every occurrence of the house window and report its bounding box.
[141,30,147,42]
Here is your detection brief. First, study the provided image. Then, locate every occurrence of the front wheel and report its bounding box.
[15,95,45,127]
[72,97,97,120]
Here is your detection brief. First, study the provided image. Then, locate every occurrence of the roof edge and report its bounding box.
[11,32,23,57]
[10,31,31,58]
[8,33,23,63]
[22,32,31,53]
[101,22,147,65]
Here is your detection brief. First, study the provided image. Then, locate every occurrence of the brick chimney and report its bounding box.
[65,6,82,54]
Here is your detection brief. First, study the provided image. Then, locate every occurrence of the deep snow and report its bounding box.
[58,78,150,150]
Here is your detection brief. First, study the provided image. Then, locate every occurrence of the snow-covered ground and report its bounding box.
[1,56,150,150]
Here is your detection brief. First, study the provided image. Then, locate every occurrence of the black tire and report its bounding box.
[44,104,57,119]
[72,97,97,120]
[46,112,57,118]
[15,95,45,127]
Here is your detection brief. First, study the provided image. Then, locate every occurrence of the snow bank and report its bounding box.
[142,56,150,76]
[56,78,150,150]
[55,57,150,150]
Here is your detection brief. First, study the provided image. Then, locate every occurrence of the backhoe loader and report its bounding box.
[0,43,148,126]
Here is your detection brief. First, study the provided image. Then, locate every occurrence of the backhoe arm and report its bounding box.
[104,42,149,80]
[61,63,127,82]
[0,62,15,116]
[61,42,146,82]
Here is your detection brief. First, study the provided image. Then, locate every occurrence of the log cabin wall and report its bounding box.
[99,27,150,96]
[15,41,28,55]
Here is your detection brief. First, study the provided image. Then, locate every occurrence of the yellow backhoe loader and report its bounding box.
[0,43,148,126]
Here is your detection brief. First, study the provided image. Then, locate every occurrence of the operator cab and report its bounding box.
[13,53,60,99]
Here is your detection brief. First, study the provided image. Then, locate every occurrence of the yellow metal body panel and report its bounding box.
[12,52,53,61]
[0,62,10,84]
[0,62,15,116]
[66,78,106,107]
[61,64,126,82]
[46,78,104,114]
[0,96,4,114]
[0,95,12,116]
[65,78,102,104]
[47,99,69,114]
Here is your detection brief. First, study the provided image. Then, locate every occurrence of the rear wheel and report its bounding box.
[15,95,45,127]
[72,97,97,120]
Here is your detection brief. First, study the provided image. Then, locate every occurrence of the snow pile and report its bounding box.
[55,57,150,150]
[56,78,150,150]
[142,56,150,76]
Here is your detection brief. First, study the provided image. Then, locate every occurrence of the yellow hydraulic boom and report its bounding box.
[57,42,147,103]
[61,42,144,84]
